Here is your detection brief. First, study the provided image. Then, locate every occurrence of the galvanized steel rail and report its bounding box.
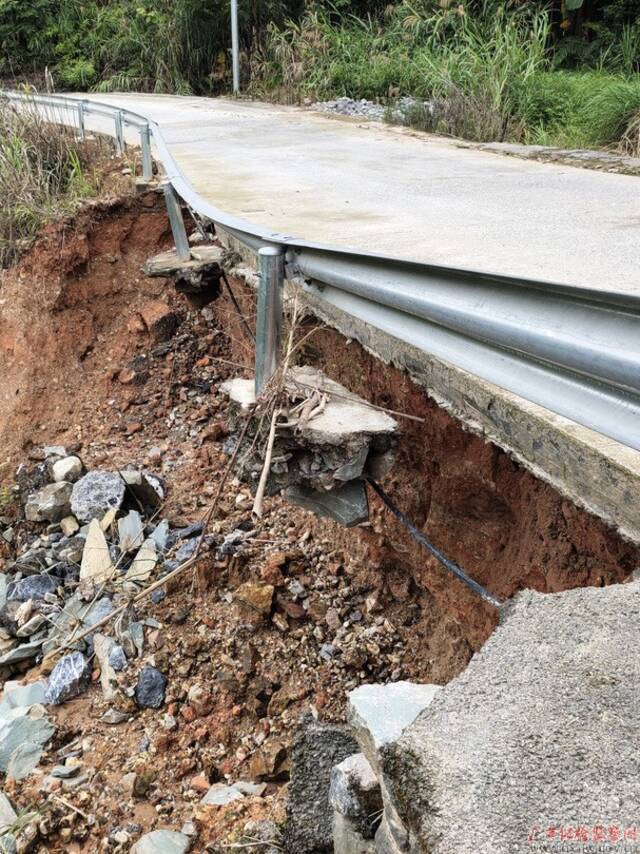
[4,90,640,452]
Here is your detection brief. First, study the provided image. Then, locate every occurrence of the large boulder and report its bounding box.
[383,583,640,854]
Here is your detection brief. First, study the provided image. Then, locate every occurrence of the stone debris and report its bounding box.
[135,665,167,709]
[45,651,91,705]
[0,713,55,778]
[200,783,244,806]
[79,519,115,583]
[118,510,145,553]
[131,829,191,854]
[24,482,73,523]
[329,753,382,837]
[51,455,83,484]
[71,471,126,522]
[125,539,158,583]
[93,633,119,702]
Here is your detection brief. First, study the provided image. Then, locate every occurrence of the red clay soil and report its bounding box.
[1,196,639,850]
[215,276,640,650]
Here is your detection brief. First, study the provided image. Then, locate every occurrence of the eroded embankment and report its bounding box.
[215,273,640,652]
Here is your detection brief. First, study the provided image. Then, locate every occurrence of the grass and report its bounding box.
[0,98,105,267]
[250,1,640,151]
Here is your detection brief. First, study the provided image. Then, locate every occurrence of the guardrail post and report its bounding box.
[140,124,153,181]
[162,182,190,262]
[114,110,124,154]
[255,246,285,395]
[77,102,85,141]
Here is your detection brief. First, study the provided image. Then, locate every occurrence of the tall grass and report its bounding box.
[251,1,640,149]
[0,99,97,267]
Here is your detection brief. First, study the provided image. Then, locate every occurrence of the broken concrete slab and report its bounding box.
[222,367,397,499]
[383,582,640,854]
[347,681,441,774]
[71,471,126,522]
[285,714,360,854]
[144,245,223,295]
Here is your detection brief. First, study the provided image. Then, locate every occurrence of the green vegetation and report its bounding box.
[0,0,638,149]
[0,99,99,266]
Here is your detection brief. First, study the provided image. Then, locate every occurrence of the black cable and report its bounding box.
[366,477,502,609]
[221,270,256,344]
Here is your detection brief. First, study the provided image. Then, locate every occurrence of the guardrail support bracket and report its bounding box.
[255,246,285,395]
[162,183,191,262]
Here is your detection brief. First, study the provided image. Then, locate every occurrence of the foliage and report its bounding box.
[0,98,98,266]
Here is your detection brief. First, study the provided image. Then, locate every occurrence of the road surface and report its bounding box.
[79,94,638,295]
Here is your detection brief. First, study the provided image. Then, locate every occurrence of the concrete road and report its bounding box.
[82,94,639,295]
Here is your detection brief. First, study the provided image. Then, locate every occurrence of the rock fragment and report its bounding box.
[135,666,167,709]
[51,456,83,484]
[131,830,191,854]
[44,652,91,705]
[25,482,73,523]
[118,510,145,553]
[79,520,114,583]
[71,471,125,522]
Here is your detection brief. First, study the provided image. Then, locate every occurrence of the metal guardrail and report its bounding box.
[4,90,640,452]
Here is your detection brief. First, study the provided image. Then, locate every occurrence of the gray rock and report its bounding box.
[108,645,127,671]
[200,784,244,806]
[347,681,441,774]
[285,714,359,854]
[134,666,167,709]
[383,583,640,854]
[45,652,90,705]
[131,829,190,854]
[150,520,169,552]
[70,472,126,522]
[51,456,83,484]
[329,753,381,837]
[0,681,46,716]
[24,482,73,523]
[0,714,54,774]
[6,741,44,780]
[6,574,58,603]
[0,640,44,666]
[0,792,17,852]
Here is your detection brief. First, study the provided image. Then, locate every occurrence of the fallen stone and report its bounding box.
[150,520,169,552]
[383,584,640,853]
[101,708,130,725]
[0,681,47,715]
[71,472,126,522]
[135,666,167,709]
[93,634,119,702]
[79,520,114,584]
[108,645,127,671]
[51,456,83,484]
[200,784,244,806]
[0,791,17,834]
[45,652,91,705]
[285,714,359,854]
[0,714,55,774]
[333,814,376,854]
[6,740,45,780]
[59,516,79,537]
[25,482,73,523]
[125,539,157,583]
[118,510,145,553]
[6,574,58,603]
[347,681,441,773]
[131,829,191,854]
[0,640,44,666]
[16,614,46,637]
[234,582,273,621]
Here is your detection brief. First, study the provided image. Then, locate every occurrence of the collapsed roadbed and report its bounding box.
[0,193,638,852]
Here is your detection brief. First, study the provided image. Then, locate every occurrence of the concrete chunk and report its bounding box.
[347,681,441,773]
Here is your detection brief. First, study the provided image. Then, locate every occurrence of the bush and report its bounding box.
[0,98,98,266]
